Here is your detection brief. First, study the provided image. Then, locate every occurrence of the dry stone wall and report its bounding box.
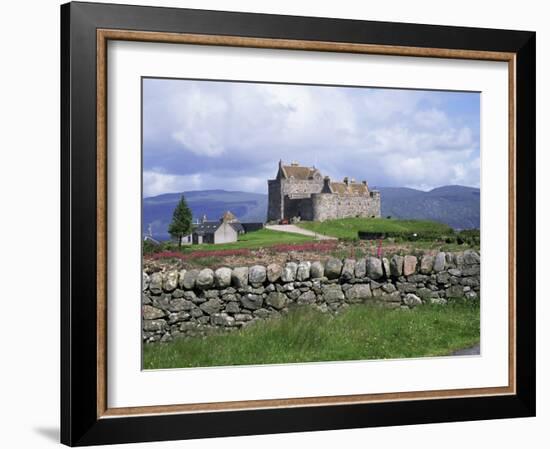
[142,250,480,343]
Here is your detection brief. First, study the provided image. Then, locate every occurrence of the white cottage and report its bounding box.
[191,211,243,245]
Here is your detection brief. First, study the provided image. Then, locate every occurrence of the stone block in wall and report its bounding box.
[445,285,465,298]
[151,293,171,310]
[142,305,165,320]
[433,252,446,272]
[177,269,186,289]
[403,293,422,307]
[345,284,372,303]
[240,293,264,310]
[460,277,480,288]
[325,258,343,279]
[403,255,417,276]
[390,255,404,277]
[149,272,163,294]
[267,263,282,283]
[225,301,240,314]
[297,290,316,305]
[168,298,195,312]
[167,312,190,325]
[266,292,288,310]
[281,262,298,282]
[214,267,232,288]
[420,256,434,274]
[384,291,402,303]
[296,261,311,281]
[461,265,480,276]
[182,269,199,290]
[143,319,167,332]
[211,313,236,327]
[416,287,439,300]
[172,289,185,299]
[310,261,324,279]
[321,284,345,303]
[341,259,356,281]
[396,282,417,293]
[465,291,478,300]
[436,272,451,284]
[253,308,271,319]
[355,259,366,278]
[249,265,267,285]
[234,313,253,322]
[231,267,249,288]
[288,289,301,300]
[163,271,179,292]
[143,272,150,291]
[407,274,429,283]
[366,257,384,280]
[454,252,465,267]
[196,269,214,289]
[463,250,480,265]
[382,258,390,278]
[200,298,223,315]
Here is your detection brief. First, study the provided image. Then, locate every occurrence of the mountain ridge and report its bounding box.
[143,185,480,240]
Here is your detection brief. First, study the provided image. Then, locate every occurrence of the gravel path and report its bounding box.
[265,224,337,240]
[451,343,480,356]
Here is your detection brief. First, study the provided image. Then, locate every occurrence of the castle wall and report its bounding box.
[284,197,314,221]
[267,180,282,221]
[281,179,323,197]
[369,191,382,218]
[312,192,381,222]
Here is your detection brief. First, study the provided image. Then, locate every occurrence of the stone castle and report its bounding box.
[267,161,381,222]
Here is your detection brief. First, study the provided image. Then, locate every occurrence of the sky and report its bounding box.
[142,78,480,198]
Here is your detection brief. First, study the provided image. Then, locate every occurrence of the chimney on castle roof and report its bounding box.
[201,214,208,223]
[322,176,332,193]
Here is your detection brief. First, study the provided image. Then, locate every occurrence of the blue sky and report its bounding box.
[143,78,480,197]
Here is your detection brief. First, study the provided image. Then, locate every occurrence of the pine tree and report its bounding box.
[168,195,193,247]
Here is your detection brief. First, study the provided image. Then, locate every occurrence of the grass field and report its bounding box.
[157,228,316,253]
[143,300,480,369]
[298,218,454,240]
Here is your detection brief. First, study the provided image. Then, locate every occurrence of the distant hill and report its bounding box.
[143,185,479,240]
[377,185,480,230]
[143,190,268,241]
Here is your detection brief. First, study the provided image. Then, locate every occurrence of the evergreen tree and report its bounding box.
[168,195,193,247]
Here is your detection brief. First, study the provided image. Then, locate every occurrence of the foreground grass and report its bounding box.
[143,300,480,369]
[298,217,453,240]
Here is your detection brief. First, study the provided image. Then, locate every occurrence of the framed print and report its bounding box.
[60,1,536,446]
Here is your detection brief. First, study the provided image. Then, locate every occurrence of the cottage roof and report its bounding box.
[193,221,221,236]
[229,222,245,233]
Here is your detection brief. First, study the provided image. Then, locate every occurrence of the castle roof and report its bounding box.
[280,162,320,180]
[329,181,369,195]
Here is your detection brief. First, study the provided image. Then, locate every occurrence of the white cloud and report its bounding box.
[143,79,479,193]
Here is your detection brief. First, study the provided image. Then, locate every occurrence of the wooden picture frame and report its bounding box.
[61,1,536,446]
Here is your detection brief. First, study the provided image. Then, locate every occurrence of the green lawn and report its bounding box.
[298,218,454,240]
[183,228,315,252]
[143,300,480,369]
